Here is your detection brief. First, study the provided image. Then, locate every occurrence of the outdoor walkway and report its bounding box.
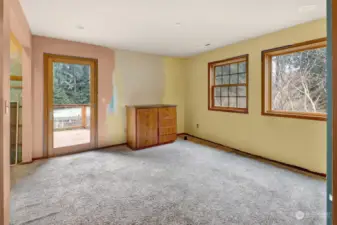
[53,129,90,148]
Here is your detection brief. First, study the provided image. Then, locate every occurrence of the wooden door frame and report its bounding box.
[43,53,98,157]
[332,0,337,223]
[0,0,10,224]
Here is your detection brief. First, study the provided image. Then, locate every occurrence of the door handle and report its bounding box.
[4,100,9,114]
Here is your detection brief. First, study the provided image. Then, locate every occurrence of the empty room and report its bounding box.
[0,0,334,224]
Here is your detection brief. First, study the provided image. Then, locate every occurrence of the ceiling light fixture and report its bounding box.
[76,25,85,30]
[299,5,317,13]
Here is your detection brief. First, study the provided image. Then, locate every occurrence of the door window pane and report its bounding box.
[53,62,91,148]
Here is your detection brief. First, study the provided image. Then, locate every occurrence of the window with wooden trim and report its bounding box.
[208,55,249,113]
[262,38,327,121]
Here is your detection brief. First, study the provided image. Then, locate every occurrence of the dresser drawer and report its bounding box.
[137,135,158,148]
[158,107,176,120]
[159,118,176,127]
[159,126,177,135]
[159,134,177,144]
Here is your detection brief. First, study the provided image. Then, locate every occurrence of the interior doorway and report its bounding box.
[9,34,22,165]
[44,54,98,157]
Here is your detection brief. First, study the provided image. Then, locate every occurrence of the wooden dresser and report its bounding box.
[126,104,177,150]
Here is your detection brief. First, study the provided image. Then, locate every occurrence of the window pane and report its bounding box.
[215,76,222,85]
[223,65,230,75]
[214,97,221,107]
[221,87,228,97]
[238,97,247,108]
[229,87,237,96]
[223,75,230,84]
[271,47,327,113]
[238,86,246,97]
[239,73,246,84]
[215,66,222,76]
[209,56,248,112]
[229,97,237,107]
[222,97,229,107]
[52,62,91,149]
[230,74,238,84]
[214,87,221,97]
[239,62,246,73]
[230,64,238,74]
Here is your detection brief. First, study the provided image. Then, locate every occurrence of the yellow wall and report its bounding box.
[107,51,186,145]
[163,57,186,133]
[184,19,327,174]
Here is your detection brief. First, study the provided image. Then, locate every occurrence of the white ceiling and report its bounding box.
[19,0,326,57]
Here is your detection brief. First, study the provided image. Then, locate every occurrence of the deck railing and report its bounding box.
[53,104,90,131]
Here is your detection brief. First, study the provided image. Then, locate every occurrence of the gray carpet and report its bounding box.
[10,140,326,225]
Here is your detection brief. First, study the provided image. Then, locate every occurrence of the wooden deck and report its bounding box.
[53,129,90,148]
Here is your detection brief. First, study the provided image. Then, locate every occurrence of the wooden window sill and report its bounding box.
[209,107,248,114]
[262,110,326,121]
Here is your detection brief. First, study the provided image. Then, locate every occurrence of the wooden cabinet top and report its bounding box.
[126,104,176,109]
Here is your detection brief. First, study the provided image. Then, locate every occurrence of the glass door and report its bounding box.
[45,54,97,156]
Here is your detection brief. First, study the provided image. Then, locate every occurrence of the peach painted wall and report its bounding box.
[0,1,11,224]
[10,0,33,163]
[32,36,114,158]
[1,0,31,223]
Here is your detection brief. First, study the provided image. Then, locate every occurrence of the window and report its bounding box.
[208,55,249,113]
[262,38,327,121]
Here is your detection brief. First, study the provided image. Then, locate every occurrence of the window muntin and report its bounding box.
[208,55,248,113]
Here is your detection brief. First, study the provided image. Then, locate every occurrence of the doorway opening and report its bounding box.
[9,34,23,165]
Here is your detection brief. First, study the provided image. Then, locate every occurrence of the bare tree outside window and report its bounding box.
[271,47,327,113]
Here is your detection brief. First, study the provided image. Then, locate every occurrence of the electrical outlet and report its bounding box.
[196,124,199,128]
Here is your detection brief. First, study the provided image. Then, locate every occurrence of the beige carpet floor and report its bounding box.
[10,140,326,225]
